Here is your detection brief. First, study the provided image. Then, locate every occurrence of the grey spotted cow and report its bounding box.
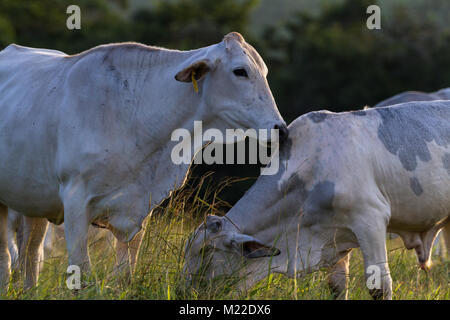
[184,100,450,300]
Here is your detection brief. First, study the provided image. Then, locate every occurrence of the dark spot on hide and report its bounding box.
[410,177,423,196]
[308,112,329,123]
[283,175,336,226]
[376,102,450,171]
[442,153,450,176]
[305,180,336,212]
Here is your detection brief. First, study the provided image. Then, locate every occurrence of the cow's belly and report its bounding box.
[388,200,450,232]
[0,173,62,219]
[362,134,450,232]
[383,170,450,232]
[0,138,62,219]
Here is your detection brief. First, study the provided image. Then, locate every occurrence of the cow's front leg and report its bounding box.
[108,198,150,281]
[7,209,22,273]
[327,252,351,300]
[19,216,48,289]
[63,190,91,279]
[353,216,392,300]
[0,204,11,294]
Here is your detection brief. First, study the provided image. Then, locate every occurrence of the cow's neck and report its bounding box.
[226,168,286,234]
[125,75,222,213]
[225,153,307,246]
[97,44,226,212]
[137,116,224,208]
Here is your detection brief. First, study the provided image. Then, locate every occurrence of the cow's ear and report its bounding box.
[223,32,245,51]
[205,215,222,233]
[231,234,280,259]
[175,59,211,83]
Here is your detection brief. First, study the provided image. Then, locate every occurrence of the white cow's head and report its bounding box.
[183,215,280,287]
[175,32,288,143]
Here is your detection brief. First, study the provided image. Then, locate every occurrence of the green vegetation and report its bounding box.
[2,176,448,300]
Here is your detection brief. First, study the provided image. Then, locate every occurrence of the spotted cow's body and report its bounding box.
[185,100,450,300]
[300,105,450,248]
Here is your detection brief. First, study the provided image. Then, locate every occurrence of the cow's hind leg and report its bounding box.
[19,216,48,289]
[352,212,392,300]
[327,251,351,299]
[0,204,11,294]
[112,214,148,281]
[113,228,144,280]
[441,222,450,258]
[432,232,444,258]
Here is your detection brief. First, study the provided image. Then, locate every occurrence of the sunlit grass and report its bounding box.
[1,174,449,300]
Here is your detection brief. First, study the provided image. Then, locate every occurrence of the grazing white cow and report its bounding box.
[0,32,287,291]
[185,101,450,300]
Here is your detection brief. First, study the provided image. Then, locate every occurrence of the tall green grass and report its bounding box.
[2,174,449,300]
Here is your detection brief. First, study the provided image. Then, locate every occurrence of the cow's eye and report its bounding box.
[233,68,248,78]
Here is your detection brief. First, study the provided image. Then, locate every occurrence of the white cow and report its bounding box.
[0,32,287,291]
[185,101,450,300]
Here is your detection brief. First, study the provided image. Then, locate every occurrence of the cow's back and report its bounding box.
[0,44,69,117]
[290,101,450,232]
[374,88,450,108]
[0,44,68,85]
[374,91,440,108]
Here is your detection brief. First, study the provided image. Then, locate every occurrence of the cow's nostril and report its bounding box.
[274,124,289,143]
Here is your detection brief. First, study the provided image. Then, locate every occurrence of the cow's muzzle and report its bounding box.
[274,123,289,144]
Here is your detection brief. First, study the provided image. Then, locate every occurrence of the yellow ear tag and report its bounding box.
[191,71,199,93]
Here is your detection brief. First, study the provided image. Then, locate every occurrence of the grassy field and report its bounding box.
[2,175,449,300]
